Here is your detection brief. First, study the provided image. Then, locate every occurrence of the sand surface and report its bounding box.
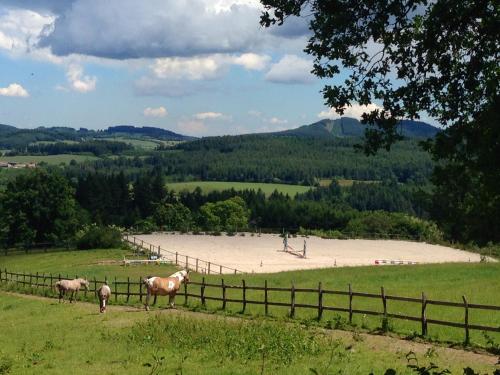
[131,233,487,274]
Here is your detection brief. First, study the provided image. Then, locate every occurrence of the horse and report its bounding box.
[54,278,89,303]
[96,282,112,313]
[142,270,190,311]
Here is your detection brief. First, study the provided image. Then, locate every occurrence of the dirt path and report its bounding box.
[2,291,498,368]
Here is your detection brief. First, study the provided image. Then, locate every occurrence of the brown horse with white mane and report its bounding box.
[142,270,190,311]
[54,278,89,303]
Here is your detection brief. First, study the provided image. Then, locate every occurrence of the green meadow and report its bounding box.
[1,292,495,374]
[1,248,499,349]
[0,154,98,165]
[166,181,312,196]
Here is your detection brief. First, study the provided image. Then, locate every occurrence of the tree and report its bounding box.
[261,0,497,152]
[260,0,499,243]
[0,170,79,246]
[200,197,250,232]
[154,202,193,231]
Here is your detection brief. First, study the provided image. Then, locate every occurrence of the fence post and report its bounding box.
[222,279,226,310]
[264,280,268,316]
[348,284,353,324]
[381,286,387,318]
[318,282,323,321]
[184,281,188,306]
[462,295,470,345]
[186,255,189,269]
[220,265,223,274]
[196,258,199,273]
[93,277,97,296]
[421,292,427,336]
[208,262,211,275]
[176,252,178,265]
[290,282,296,318]
[201,277,206,307]
[126,277,130,303]
[242,279,246,313]
[114,277,117,302]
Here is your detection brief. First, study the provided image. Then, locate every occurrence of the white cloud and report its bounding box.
[38,0,264,59]
[144,106,168,118]
[268,117,288,125]
[152,56,223,81]
[318,103,382,120]
[265,54,314,84]
[232,53,270,70]
[194,112,224,120]
[0,83,30,97]
[66,64,96,93]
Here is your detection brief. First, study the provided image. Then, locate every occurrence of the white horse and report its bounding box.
[142,270,190,311]
[54,278,89,303]
[97,282,112,313]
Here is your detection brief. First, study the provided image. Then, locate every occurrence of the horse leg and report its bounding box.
[153,294,157,306]
[145,290,150,311]
[169,293,175,308]
[58,289,63,303]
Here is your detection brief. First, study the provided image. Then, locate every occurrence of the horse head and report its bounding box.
[80,278,90,291]
[182,270,190,284]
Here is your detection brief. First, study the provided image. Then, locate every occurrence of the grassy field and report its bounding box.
[319,178,380,187]
[1,293,496,374]
[0,154,99,165]
[1,248,499,349]
[166,181,313,196]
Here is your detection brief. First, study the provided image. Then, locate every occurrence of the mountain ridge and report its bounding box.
[270,117,440,138]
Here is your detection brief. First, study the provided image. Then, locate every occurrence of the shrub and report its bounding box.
[75,224,123,250]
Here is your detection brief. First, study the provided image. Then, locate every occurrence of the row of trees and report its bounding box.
[0,169,438,248]
[62,136,433,185]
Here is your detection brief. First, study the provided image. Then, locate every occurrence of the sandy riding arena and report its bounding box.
[133,233,488,274]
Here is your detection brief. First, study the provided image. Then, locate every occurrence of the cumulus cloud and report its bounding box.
[150,53,270,81]
[232,53,270,70]
[0,83,30,97]
[37,0,265,59]
[0,8,55,56]
[66,64,96,92]
[265,54,314,84]
[318,104,382,120]
[152,56,223,81]
[144,106,168,118]
[194,112,225,120]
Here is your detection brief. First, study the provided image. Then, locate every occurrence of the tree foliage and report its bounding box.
[261,0,498,153]
[260,0,499,243]
[0,170,79,246]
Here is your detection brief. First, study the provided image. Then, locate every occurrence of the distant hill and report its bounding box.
[0,124,17,135]
[0,124,194,149]
[106,125,195,141]
[273,117,440,138]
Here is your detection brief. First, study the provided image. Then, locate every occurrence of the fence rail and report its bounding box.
[124,234,243,275]
[1,268,499,343]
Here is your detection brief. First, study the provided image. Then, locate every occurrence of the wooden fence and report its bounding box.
[1,268,499,343]
[124,234,243,275]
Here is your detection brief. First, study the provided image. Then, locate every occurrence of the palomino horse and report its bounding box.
[97,282,112,313]
[142,270,190,311]
[54,278,89,303]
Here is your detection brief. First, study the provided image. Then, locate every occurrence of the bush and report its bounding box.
[75,224,123,250]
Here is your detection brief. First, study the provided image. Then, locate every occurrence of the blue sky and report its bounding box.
[0,0,409,136]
